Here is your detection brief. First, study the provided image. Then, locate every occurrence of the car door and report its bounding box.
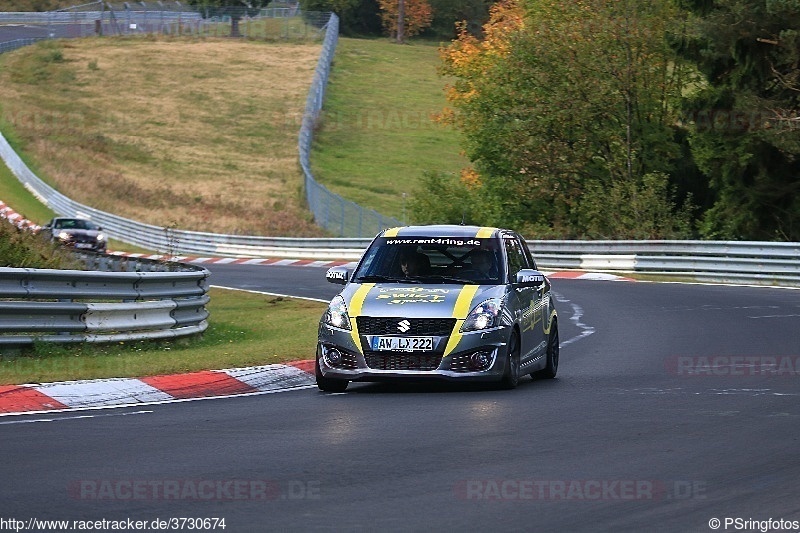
[504,234,546,367]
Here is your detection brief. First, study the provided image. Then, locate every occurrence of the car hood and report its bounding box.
[340,283,506,319]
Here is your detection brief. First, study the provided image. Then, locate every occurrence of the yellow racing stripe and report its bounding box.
[443,285,480,357]
[383,227,402,237]
[348,283,374,354]
[475,227,495,238]
[544,309,557,335]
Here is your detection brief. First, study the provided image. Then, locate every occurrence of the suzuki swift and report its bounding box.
[316,225,559,392]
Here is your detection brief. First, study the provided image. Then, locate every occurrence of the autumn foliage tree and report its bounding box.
[417,0,696,238]
[378,0,433,43]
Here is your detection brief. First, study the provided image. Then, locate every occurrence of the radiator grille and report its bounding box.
[356,317,456,336]
[364,352,442,371]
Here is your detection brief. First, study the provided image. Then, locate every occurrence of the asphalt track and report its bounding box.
[0,22,86,41]
[3,22,797,532]
[2,263,799,532]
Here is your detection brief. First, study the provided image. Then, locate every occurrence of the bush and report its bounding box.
[577,172,696,239]
[409,171,483,226]
[0,222,82,269]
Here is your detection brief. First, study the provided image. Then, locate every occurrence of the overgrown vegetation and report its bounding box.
[676,0,800,241]
[418,0,800,241]
[0,221,81,269]
[424,0,701,239]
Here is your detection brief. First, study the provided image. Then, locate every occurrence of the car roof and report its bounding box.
[378,225,507,240]
[51,217,98,228]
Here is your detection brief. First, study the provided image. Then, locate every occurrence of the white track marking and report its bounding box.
[553,292,596,347]
[0,410,153,425]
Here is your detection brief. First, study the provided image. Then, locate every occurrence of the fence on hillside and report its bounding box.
[297,13,403,237]
[0,38,44,54]
[0,1,329,40]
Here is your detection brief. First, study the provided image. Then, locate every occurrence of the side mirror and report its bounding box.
[325,266,350,285]
[516,269,546,287]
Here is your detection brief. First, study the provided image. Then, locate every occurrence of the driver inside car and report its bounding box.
[399,250,430,277]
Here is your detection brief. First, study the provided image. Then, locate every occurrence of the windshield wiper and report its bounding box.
[424,275,475,284]
[355,274,413,283]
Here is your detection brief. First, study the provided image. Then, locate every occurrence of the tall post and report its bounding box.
[396,0,405,44]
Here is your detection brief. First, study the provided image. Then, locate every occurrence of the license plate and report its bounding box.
[371,336,434,352]
[74,243,93,249]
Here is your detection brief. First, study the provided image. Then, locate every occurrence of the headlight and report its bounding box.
[57,231,70,241]
[461,298,503,332]
[323,296,351,331]
[97,233,106,241]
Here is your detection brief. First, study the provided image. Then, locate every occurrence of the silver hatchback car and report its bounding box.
[42,217,107,253]
[316,225,559,392]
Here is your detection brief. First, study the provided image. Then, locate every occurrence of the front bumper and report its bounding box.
[317,323,511,382]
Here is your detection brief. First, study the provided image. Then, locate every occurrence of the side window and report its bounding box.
[520,237,537,270]
[504,237,529,282]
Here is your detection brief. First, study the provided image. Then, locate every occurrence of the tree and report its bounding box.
[675,0,800,240]
[300,0,383,36]
[424,0,495,39]
[377,0,433,42]
[429,0,696,238]
[187,0,270,37]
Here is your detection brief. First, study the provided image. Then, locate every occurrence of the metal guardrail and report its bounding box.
[0,256,211,347]
[0,128,369,258]
[190,238,798,288]
[529,240,800,286]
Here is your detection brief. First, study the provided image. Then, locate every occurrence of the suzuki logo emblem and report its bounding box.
[397,320,411,333]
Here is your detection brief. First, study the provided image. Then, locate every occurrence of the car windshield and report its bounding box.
[53,219,97,230]
[353,236,504,284]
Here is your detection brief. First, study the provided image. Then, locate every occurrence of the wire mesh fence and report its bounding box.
[0,1,329,40]
[0,38,45,54]
[298,13,403,237]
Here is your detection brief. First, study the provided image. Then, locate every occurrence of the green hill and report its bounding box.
[0,35,464,239]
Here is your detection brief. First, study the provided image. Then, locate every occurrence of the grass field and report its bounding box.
[0,287,327,385]
[311,38,466,222]
[0,36,324,237]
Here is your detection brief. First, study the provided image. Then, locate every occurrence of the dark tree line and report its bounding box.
[299,0,495,38]
[675,0,800,240]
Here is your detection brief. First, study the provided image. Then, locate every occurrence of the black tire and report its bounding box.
[499,331,521,390]
[315,353,348,393]
[534,321,559,380]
